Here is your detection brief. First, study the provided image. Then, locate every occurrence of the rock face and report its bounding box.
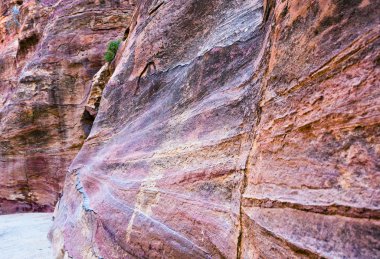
[50,0,380,258]
[85,62,114,118]
[0,0,135,213]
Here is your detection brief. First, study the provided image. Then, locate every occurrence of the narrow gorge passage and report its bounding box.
[1,0,379,258]
[0,0,135,214]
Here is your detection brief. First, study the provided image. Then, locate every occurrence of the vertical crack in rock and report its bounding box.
[81,109,96,139]
[75,170,95,213]
[263,0,275,23]
[237,1,274,256]
[83,60,116,137]
[123,27,130,41]
[237,105,264,259]
[237,170,248,259]
[135,61,156,95]
[238,0,380,257]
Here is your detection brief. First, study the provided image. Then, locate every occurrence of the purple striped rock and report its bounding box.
[50,0,380,258]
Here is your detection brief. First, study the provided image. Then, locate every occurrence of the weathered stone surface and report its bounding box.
[50,0,380,258]
[85,62,113,117]
[241,0,380,257]
[51,0,265,257]
[0,0,135,213]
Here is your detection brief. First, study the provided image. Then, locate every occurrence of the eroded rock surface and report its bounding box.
[50,0,380,258]
[85,62,114,117]
[0,0,135,213]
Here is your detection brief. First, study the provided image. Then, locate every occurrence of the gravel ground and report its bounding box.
[0,213,53,259]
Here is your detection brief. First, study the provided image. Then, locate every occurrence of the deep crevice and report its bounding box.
[263,0,275,23]
[123,27,130,41]
[135,61,156,95]
[17,33,40,61]
[82,62,114,138]
[81,109,95,138]
[148,1,165,15]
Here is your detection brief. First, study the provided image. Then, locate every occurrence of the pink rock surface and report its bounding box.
[0,0,135,213]
[50,0,380,258]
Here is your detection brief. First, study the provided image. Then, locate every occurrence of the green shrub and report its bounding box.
[104,39,121,62]
[104,51,115,63]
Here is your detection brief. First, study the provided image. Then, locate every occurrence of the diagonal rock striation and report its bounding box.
[50,0,380,258]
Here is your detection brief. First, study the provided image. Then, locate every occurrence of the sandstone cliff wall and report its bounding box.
[0,0,135,213]
[50,0,380,258]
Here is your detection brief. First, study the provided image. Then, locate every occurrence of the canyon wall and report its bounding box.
[0,0,134,213]
[50,0,380,258]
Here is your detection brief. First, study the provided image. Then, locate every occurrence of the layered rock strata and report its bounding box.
[0,0,135,213]
[50,0,380,258]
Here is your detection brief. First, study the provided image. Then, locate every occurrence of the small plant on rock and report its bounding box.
[104,39,121,62]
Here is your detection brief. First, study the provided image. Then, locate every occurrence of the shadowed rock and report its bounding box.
[0,0,135,214]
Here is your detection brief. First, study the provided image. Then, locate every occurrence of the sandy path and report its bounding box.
[0,213,53,259]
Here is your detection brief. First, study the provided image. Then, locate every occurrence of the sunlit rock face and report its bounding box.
[0,0,135,214]
[50,0,380,258]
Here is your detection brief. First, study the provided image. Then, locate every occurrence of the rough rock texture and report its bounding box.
[50,0,380,258]
[0,213,53,259]
[241,0,380,257]
[0,0,135,213]
[85,62,114,117]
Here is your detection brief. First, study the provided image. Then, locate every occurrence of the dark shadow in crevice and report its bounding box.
[135,61,156,95]
[123,27,130,41]
[81,110,95,138]
[148,1,164,15]
[17,33,39,61]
